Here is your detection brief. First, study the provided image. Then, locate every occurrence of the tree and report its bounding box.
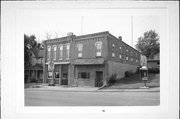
[24,34,40,67]
[135,30,160,59]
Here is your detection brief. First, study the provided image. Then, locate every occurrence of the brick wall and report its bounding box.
[108,61,138,79]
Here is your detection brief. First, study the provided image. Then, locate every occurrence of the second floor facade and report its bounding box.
[43,31,141,66]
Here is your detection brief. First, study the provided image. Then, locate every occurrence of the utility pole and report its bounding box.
[131,16,133,48]
[81,16,84,35]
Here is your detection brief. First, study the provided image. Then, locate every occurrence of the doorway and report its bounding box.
[95,71,103,87]
[61,64,68,85]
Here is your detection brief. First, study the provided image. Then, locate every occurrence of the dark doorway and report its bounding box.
[95,71,103,87]
[61,64,68,85]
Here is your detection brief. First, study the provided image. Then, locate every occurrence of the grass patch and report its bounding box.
[107,73,160,89]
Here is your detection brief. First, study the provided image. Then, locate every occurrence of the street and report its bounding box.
[25,89,160,106]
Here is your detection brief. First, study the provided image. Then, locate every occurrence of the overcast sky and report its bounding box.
[23,9,160,48]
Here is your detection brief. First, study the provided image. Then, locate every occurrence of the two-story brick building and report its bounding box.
[43,31,141,87]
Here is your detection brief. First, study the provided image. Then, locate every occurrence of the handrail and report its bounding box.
[97,80,103,87]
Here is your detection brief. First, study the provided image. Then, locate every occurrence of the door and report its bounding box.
[95,71,103,87]
[61,64,68,85]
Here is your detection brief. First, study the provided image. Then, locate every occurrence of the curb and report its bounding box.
[25,87,160,92]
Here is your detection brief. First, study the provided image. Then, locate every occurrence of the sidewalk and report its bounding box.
[25,84,160,92]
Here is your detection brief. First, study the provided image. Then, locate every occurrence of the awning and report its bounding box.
[72,58,105,65]
[45,61,70,65]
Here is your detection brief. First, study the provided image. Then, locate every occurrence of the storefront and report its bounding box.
[45,61,70,85]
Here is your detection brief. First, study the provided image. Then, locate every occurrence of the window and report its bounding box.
[48,71,53,78]
[126,56,128,60]
[54,71,60,78]
[112,44,115,48]
[95,41,102,57]
[112,52,115,57]
[59,44,63,60]
[47,46,51,61]
[77,44,83,58]
[126,49,128,52]
[119,46,122,50]
[53,45,57,60]
[65,43,70,60]
[78,72,90,79]
[131,58,133,62]
[119,54,122,59]
[131,51,133,56]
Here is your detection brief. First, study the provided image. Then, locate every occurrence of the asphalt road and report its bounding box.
[25,90,160,106]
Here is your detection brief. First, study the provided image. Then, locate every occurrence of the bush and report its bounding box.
[30,78,37,83]
[108,74,117,85]
[148,68,159,74]
[124,70,134,77]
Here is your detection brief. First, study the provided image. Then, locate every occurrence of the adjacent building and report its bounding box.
[25,47,44,83]
[43,31,141,87]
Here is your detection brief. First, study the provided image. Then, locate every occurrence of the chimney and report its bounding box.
[119,36,122,41]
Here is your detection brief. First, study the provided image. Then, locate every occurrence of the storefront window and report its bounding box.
[78,72,90,79]
[48,71,53,78]
[54,71,59,78]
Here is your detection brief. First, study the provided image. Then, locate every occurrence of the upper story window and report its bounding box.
[119,54,122,59]
[131,51,133,56]
[136,59,138,63]
[65,43,70,60]
[112,44,115,48]
[53,45,57,60]
[95,41,102,57]
[112,52,115,57]
[126,56,128,60]
[131,58,133,62]
[47,46,51,61]
[126,49,128,52]
[77,44,83,58]
[119,46,122,50]
[59,44,63,60]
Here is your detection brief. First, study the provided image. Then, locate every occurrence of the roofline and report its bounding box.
[107,32,141,54]
[44,31,109,43]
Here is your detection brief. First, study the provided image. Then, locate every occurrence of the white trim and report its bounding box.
[45,62,70,65]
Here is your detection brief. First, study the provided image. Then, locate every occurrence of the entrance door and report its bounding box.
[95,71,103,87]
[61,65,68,85]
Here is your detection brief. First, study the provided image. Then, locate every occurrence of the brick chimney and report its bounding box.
[119,36,122,41]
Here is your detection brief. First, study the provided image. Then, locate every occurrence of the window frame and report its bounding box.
[53,45,57,60]
[65,43,70,60]
[59,44,63,60]
[78,72,90,79]
[77,43,83,58]
[95,41,102,57]
[47,46,51,61]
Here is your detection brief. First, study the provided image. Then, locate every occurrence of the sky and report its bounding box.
[23,9,160,48]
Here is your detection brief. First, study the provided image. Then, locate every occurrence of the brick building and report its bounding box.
[43,31,141,87]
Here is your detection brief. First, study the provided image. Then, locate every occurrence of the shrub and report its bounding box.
[124,70,134,77]
[148,68,159,74]
[30,78,37,83]
[108,74,117,85]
